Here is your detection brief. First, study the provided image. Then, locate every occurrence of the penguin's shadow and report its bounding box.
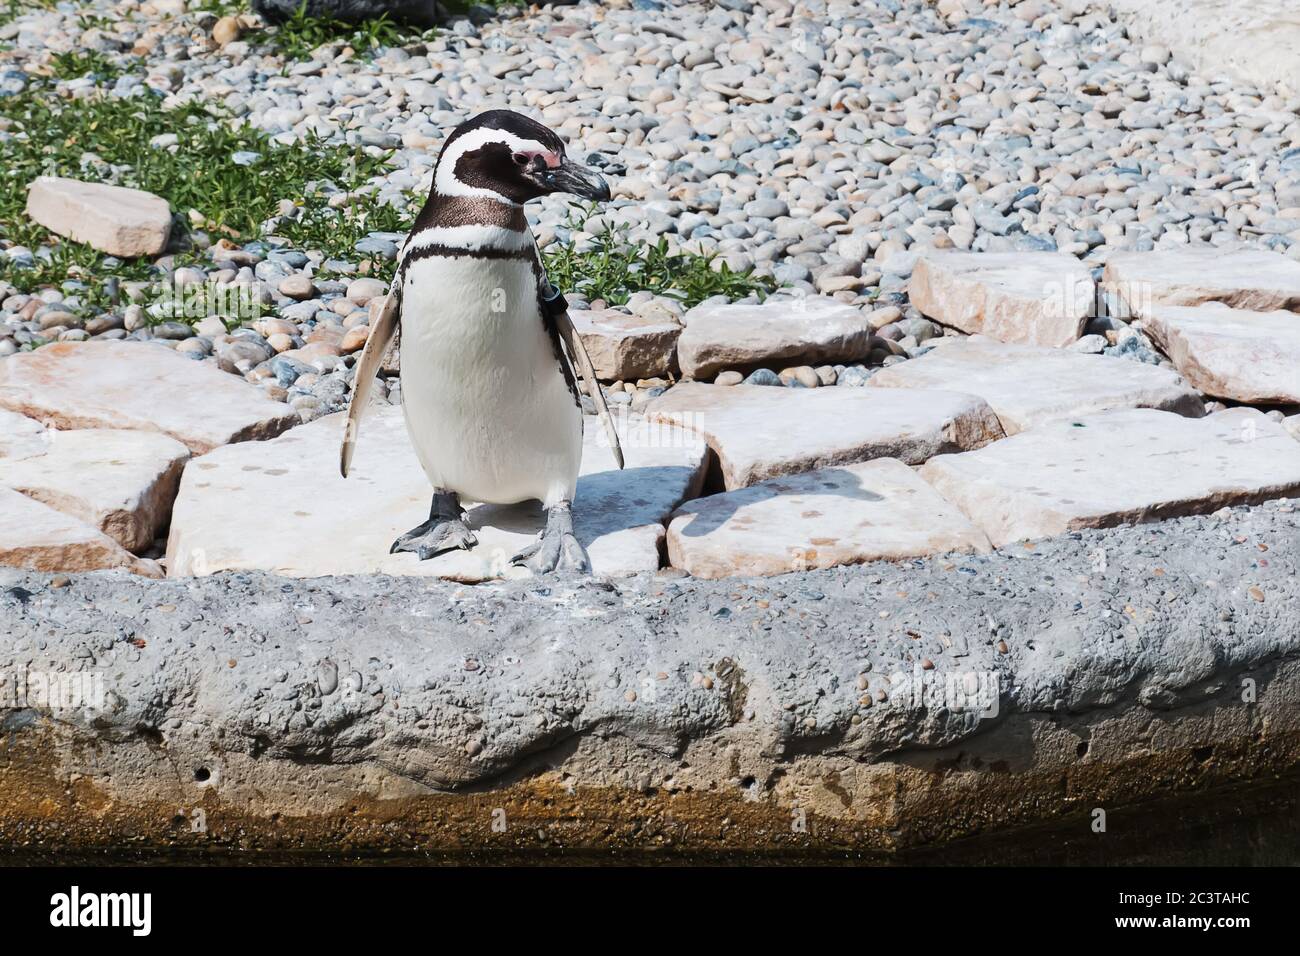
[459,465,700,545]
[670,467,886,540]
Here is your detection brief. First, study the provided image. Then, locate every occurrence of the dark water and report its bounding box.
[3,773,1298,866]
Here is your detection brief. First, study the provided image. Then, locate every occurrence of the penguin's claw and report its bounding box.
[510,530,590,575]
[510,500,590,575]
[390,518,477,560]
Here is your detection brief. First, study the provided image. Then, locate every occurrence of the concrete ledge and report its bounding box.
[2,500,1298,858]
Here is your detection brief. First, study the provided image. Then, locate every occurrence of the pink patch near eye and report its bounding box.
[515,149,560,169]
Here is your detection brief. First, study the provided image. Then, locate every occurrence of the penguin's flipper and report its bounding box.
[340,284,401,478]
[553,309,625,470]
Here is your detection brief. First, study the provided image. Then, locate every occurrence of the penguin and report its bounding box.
[340,110,623,575]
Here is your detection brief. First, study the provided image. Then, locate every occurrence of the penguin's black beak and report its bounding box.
[538,157,611,202]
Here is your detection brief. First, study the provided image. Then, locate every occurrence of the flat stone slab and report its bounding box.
[666,458,991,578]
[0,341,298,454]
[26,176,171,258]
[1142,304,1300,404]
[0,486,159,576]
[645,381,1004,490]
[909,252,1094,347]
[0,409,49,461]
[1103,248,1300,316]
[571,309,681,381]
[0,429,189,552]
[922,408,1300,547]
[166,405,706,580]
[676,297,873,379]
[868,336,1205,435]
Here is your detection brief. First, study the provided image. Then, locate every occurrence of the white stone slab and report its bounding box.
[26,176,171,257]
[1103,248,1300,316]
[0,341,298,454]
[1142,304,1300,404]
[0,429,189,552]
[571,309,681,381]
[0,486,161,576]
[667,459,992,578]
[644,382,1004,490]
[166,406,706,580]
[676,297,873,379]
[909,251,1095,347]
[921,408,1300,547]
[869,336,1205,434]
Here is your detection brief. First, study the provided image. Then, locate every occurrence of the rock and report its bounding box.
[909,252,1094,347]
[868,337,1204,435]
[0,486,160,576]
[571,309,681,381]
[0,430,189,552]
[0,409,49,461]
[676,297,873,379]
[666,458,992,578]
[166,406,707,580]
[212,14,242,45]
[0,341,298,454]
[714,371,743,386]
[25,177,171,258]
[644,382,1003,490]
[340,325,369,354]
[1142,304,1300,404]
[1102,248,1300,316]
[277,275,316,300]
[346,277,387,304]
[921,409,1300,547]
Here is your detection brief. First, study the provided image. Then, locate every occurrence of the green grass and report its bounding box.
[46,49,131,81]
[0,75,776,319]
[0,0,57,28]
[542,204,778,309]
[0,78,411,297]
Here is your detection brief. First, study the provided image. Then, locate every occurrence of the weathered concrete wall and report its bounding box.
[1,500,1298,858]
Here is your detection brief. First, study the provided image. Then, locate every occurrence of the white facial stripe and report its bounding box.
[435,126,555,202]
[405,223,533,253]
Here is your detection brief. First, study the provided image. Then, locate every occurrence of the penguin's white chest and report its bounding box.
[398,254,583,506]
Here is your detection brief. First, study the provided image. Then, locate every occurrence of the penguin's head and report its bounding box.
[433,110,611,205]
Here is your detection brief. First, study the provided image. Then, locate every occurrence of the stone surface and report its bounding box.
[1103,248,1300,316]
[1141,304,1300,404]
[0,342,298,454]
[571,309,681,381]
[25,177,172,258]
[666,458,991,578]
[869,336,1205,435]
[4,497,1299,858]
[0,409,49,461]
[922,408,1300,547]
[909,252,1094,348]
[645,382,1004,490]
[0,429,189,552]
[166,405,706,580]
[0,487,159,576]
[676,297,873,379]
[1110,0,1300,96]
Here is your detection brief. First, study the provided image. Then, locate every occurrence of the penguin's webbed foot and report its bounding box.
[390,490,477,561]
[510,500,590,575]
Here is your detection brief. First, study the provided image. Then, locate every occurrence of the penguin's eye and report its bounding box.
[511,152,530,167]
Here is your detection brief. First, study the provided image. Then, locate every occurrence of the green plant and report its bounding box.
[541,203,780,308]
[263,1,435,60]
[0,79,409,292]
[46,49,130,81]
[0,0,57,28]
